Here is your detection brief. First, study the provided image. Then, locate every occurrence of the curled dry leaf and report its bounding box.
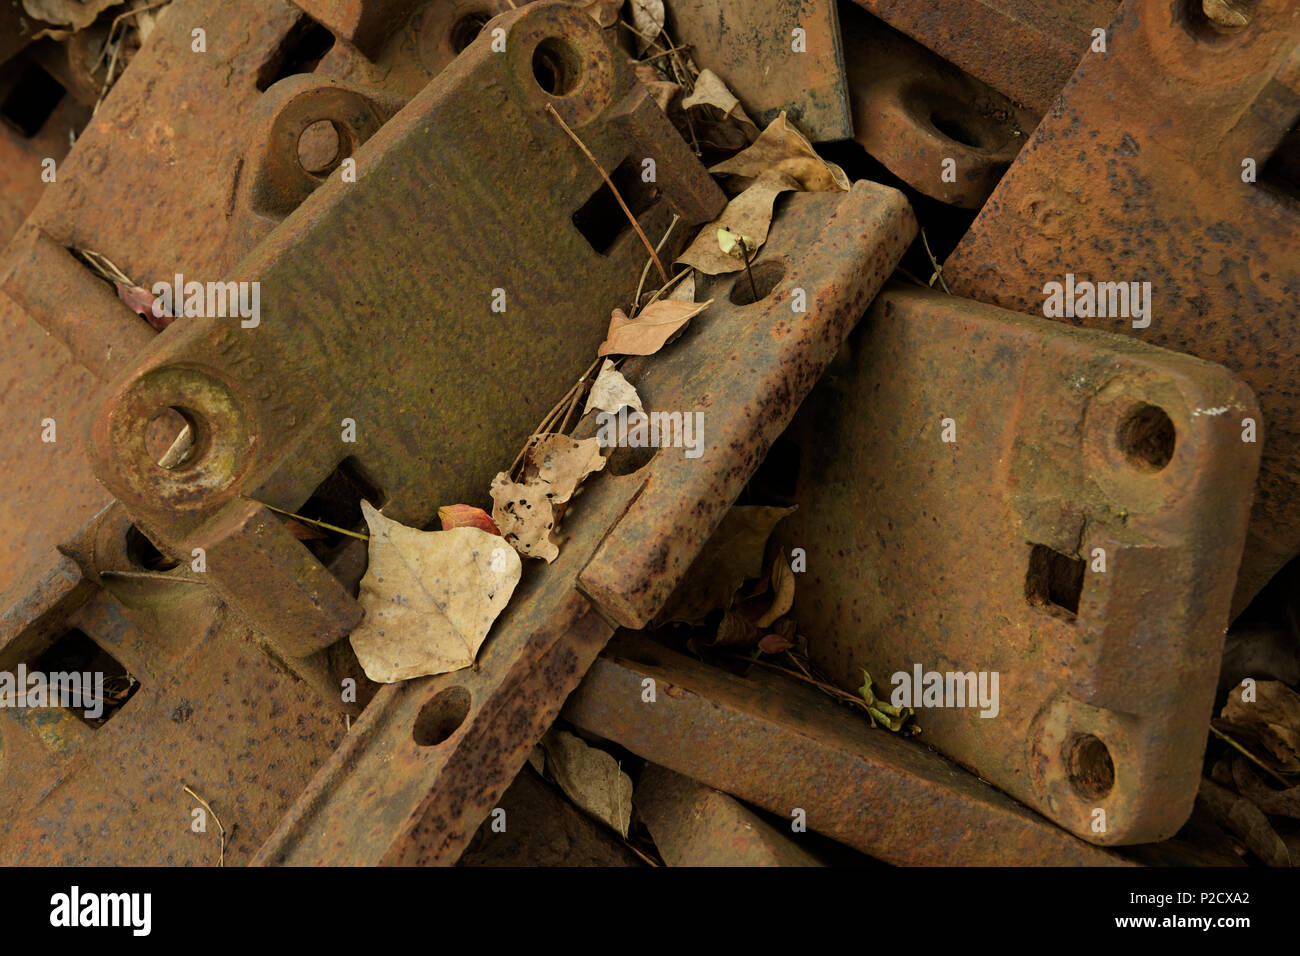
[584,358,644,416]
[349,502,522,682]
[574,0,623,29]
[710,111,851,193]
[1220,680,1300,773]
[755,559,795,628]
[598,298,713,356]
[714,609,759,648]
[541,729,633,837]
[634,62,681,114]
[1197,776,1291,867]
[681,69,758,136]
[666,271,696,303]
[117,283,172,331]
[657,505,796,624]
[23,0,122,37]
[437,503,500,535]
[1228,754,1300,819]
[628,0,665,54]
[676,170,800,275]
[859,668,912,732]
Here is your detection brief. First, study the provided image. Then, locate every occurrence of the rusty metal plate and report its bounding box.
[637,764,821,866]
[851,0,1118,113]
[944,0,1300,615]
[776,286,1260,845]
[667,0,852,141]
[252,184,916,865]
[84,2,723,688]
[564,633,1127,865]
[841,3,1039,208]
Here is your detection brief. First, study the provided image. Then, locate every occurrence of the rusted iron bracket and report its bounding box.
[776,287,1260,844]
[85,2,724,696]
[841,4,1038,208]
[252,185,916,865]
[564,633,1127,865]
[944,0,1300,615]
[667,0,852,141]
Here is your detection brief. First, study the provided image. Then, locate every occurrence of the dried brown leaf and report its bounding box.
[598,298,713,356]
[1197,776,1291,867]
[681,69,758,136]
[490,474,560,563]
[676,170,800,275]
[1221,679,1300,773]
[574,0,623,29]
[583,358,644,416]
[658,505,796,624]
[520,434,607,505]
[714,609,759,648]
[437,503,500,535]
[628,0,664,54]
[348,502,521,682]
[710,111,850,193]
[23,0,121,36]
[755,558,795,628]
[541,729,633,837]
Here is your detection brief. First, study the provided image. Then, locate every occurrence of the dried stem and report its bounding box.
[182,784,227,867]
[546,103,668,282]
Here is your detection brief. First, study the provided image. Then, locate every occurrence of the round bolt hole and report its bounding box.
[412,685,471,746]
[729,259,787,306]
[532,36,582,96]
[1066,734,1115,800]
[297,119,342,176]
[604,444,657,476]
[125,524,179,572]
[1116,403,1176,471]
[145,406,199,470]
[450,11,491,53]
[930,108,984,149]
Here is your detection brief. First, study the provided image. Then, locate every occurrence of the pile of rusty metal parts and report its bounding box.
[0,0,1296,868]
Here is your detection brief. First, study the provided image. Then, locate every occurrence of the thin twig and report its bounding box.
[248,499,369,541]
[99,569,207,585]
[546,103,667,282]
[1210,725,1292,788]
[182,784,226,867]
[920,227,950,294]
[632,214,679,314]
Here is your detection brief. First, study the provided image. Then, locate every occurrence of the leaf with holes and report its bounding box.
[598,299,713,356]
[541,729,633,837]
[348,502,521,682]
[520,434,607,505]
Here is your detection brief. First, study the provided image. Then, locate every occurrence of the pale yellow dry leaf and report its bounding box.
[584,358,644,415]
[710,111,850,193]
[349,501,521,683]
[521,434,607,505]
[542,729,633,837]
[598,298,713,355]
[574,0,623,28]
[490,473,560,563]
[676,170,800,275]
[756,558,795,628]
[666,271,696,302]
[629,0,664,54]
[681,69,758,133]
[23,0,121,37]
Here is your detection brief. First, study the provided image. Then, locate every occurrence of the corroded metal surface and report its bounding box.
[86,2,724,689]
[841,4,1038,208]
[851,0,1118,112]
[668,0,852,141]
[565,633,1127,866]
[253,184,915,865]
[777,287,1261,844]
[637,764,821,866]
[944,0,1300,615]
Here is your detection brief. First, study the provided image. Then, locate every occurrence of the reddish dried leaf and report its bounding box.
[438,503,501,535]
[117,282,172,331]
